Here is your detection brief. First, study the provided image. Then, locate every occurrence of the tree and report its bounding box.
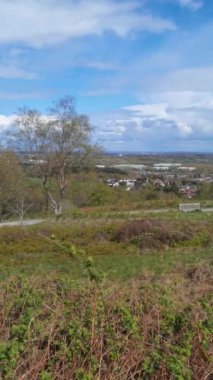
[0,151,25,219]
[9,198,33,224]
[13,96,95,217]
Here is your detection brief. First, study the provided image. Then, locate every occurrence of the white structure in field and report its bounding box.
[178,167,196,171]
[179,203,201,212]
[113,164,146,170]
[153,163,182,170]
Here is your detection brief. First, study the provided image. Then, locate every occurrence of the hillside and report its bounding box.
[0,210,212,379]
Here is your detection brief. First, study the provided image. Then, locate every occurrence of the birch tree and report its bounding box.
[14,96,94,217]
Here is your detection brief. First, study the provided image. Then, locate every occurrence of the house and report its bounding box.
[106,178,119,187]
[179,185,197,198]
[153,179,165,189]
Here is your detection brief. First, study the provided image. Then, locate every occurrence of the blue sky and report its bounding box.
[0,0,213,152]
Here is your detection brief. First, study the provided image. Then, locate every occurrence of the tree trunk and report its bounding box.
[54,203,63,218]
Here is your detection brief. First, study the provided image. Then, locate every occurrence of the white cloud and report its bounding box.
[0,0,176,47]
[0,114,16,131]
[123,102,193,136]
[147,66,213,93]
[0,65,38,79]
[75,61,118,71]
[123,104,168,119]
[91,89,213,151]
[98,119,127,136]
[177,0,204,11]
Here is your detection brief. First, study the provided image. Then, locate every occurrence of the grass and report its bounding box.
[0,245,212,281]
[0,212,212,279]
[0,211,212,379]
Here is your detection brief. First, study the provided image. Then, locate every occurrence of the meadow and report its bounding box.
[0,210,212,379]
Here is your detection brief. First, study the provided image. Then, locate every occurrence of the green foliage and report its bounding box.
[189,230,211,246]
[39,371,54,380]
[0,341,23,378]
[0,277,44,378]
[115,304,139,336]
[0,267,212,379]
[74,369,94,380]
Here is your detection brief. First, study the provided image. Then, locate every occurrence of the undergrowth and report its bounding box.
[0,267,212,379]
[0,217,212,256]
[0,215,212,379]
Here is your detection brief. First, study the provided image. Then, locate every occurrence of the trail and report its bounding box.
[0,207,212,227]
[0,219,44,227]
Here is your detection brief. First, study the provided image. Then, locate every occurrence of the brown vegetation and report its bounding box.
[0,265,212,379]
[112,219,212,250]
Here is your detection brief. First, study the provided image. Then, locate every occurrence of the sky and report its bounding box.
[0,0,213,153]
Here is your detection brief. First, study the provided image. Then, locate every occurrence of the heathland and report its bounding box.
[0,209,212,379]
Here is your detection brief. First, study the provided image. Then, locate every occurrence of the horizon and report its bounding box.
[103,151,213,155]
[0,0,213,153]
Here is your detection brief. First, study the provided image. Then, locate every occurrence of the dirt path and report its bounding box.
[0,207,212,228]
[0,219,44,227]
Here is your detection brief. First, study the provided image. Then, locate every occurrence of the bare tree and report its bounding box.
[13,96,94,217]
[9,198,33,225]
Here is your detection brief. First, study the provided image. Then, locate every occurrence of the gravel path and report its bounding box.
[0,219,44,227]
[0,207,212,228]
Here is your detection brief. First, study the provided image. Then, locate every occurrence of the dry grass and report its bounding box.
[0,265,212,380]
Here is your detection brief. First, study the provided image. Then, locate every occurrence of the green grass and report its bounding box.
[0,246,212,281]
[0,212,212,280]
[0,212,212,379]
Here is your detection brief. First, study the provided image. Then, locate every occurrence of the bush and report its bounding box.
[0,272,212,379]
[112,219,211,250]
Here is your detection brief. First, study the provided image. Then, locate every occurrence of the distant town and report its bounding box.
[96,155,213,200]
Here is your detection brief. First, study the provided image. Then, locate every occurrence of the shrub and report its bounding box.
[0,271,212,379]
[112,219,211,250]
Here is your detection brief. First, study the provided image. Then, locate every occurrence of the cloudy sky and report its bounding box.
[0,0,213,152]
